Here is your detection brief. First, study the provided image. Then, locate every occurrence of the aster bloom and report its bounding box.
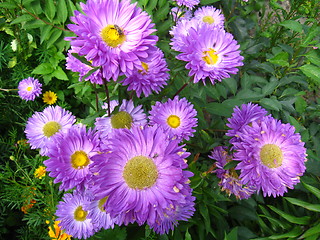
[67,0,158,81]
[95,99,147,143]
[121,46,170,97]
[226,103,268,143]
[83,196,118,231]
[66,47,103,84]
[194,6,225,28]
[34,166,46,179]
[44,124,100,191]
[171,7,193,22]
[174,0,200,9]
[43,90,58,105]
[18,77,42,101]
[233,116,307,197]
[149,96,197,141]
[89,125,195,228]
[25,106,76,156]
[55,190,97,239]
[176,23,244,84]
[209,146,256,199]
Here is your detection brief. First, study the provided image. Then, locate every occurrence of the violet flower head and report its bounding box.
[194,6,225,28]
[18,77,42,101]
[233,116,307,197]
[67,0,158,81]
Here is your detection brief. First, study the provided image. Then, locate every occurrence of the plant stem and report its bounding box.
[173,77,194,98]
[103,79,111,117]
[93,83,99,112]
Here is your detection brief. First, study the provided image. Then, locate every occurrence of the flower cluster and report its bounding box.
[66,0,169,97]
[210,103,307,198]
[170,5,243,84]
[24,95,197,238]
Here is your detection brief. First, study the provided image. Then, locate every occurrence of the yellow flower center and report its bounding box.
[101,24,126,48]
[98,196,108,212]
[74,206,87,221]
[42,121,61,137]
[123,156,158,189]
[260,144,283,168]
[167,115,180,128]
[71,151,90,169]
[202,16,215,24]
[203,48,219,65]
[110,111,133,129]
[26,86,33,91]
[138,62,149,75]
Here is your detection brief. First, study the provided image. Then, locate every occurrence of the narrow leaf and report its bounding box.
[10,14,34,25]
[279,20,303,33]
[285,197,320,212]
[301,181,320,200]
[268,205,311,225]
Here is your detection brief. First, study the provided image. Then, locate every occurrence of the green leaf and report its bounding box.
[224,161,238,170]
[259,98,282,111]
[145,0,157,15]
[32,62,54,75]
[52,66,68,80]
[301,181,320,200]
[305,50,320,66]
[223,77,237,95]
[82,67,101,81]
[285,197,320,212]
[267,52,289,67]
[288,116,301,132]
[185,229,192,240]
[0,2,18,9]
[299,222,320,239]
[44,0,56,21]
[10,14,34,25]
[200,0,220,4]
[279,20,303,33]
[262,80,278,96]
[56,0,68,23]
[46,28,62,48]
[295,96,307,113]
[206,99,243,117]
[153,2,170,22]
[40,25,53,44]
[268,226,303,239]
[300,64,320,85]
[268,205,311,225]
[225,227,238,240]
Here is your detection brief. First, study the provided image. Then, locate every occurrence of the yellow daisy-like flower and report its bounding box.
[46,220,72,240]
[43,91,58,105]
[34,166,46,179]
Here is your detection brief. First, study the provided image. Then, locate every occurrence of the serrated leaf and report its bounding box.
[279,20,303,33]
[259,98,281,111]
[10,14,34,25]
[44,0,56,21]
[268,205,311,225]
[262,81,278,96]
[32,62,54,75]
[52,66,68,80]
[285,197,320,212]
[46,28,62,48]
[153,2,169,22]
[223,78,237,95]
[267,52,289,67]
[300,64,320,85]
[295,96,307,113]
[56,0,68,23]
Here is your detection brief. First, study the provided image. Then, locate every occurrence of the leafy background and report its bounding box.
[0,0,319,239]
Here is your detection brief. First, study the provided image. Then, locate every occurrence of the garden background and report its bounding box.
[0,0,320,239]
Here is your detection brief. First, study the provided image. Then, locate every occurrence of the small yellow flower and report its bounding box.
[43,91,57,105]
[47,221,72,240]
[34,166,46,179]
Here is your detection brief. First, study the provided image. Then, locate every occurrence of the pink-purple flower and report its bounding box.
[18,77,42,101]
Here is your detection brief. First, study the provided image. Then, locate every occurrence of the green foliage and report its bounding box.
[0,0,319,239]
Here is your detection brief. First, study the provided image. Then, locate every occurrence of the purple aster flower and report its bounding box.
[174,0,200,9]
[176,23,244,84]
[95,99,147,144]
[171,7,193,22]
[66,47,103,84]
[25,106,76,156]
[149,96,198,141]
[44,124,100,191]
[233,116,307,197]
[88,125,195,228]
[56,190,97,239]
[67,0,158,81]
[121,46,169,97]
[83,196,119,231]
[209,146,256,199]
[170,18,198,52]
[18,77,42,101]
[101,99,119,112]
[226,103,268,143]
[194,6,225,28]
